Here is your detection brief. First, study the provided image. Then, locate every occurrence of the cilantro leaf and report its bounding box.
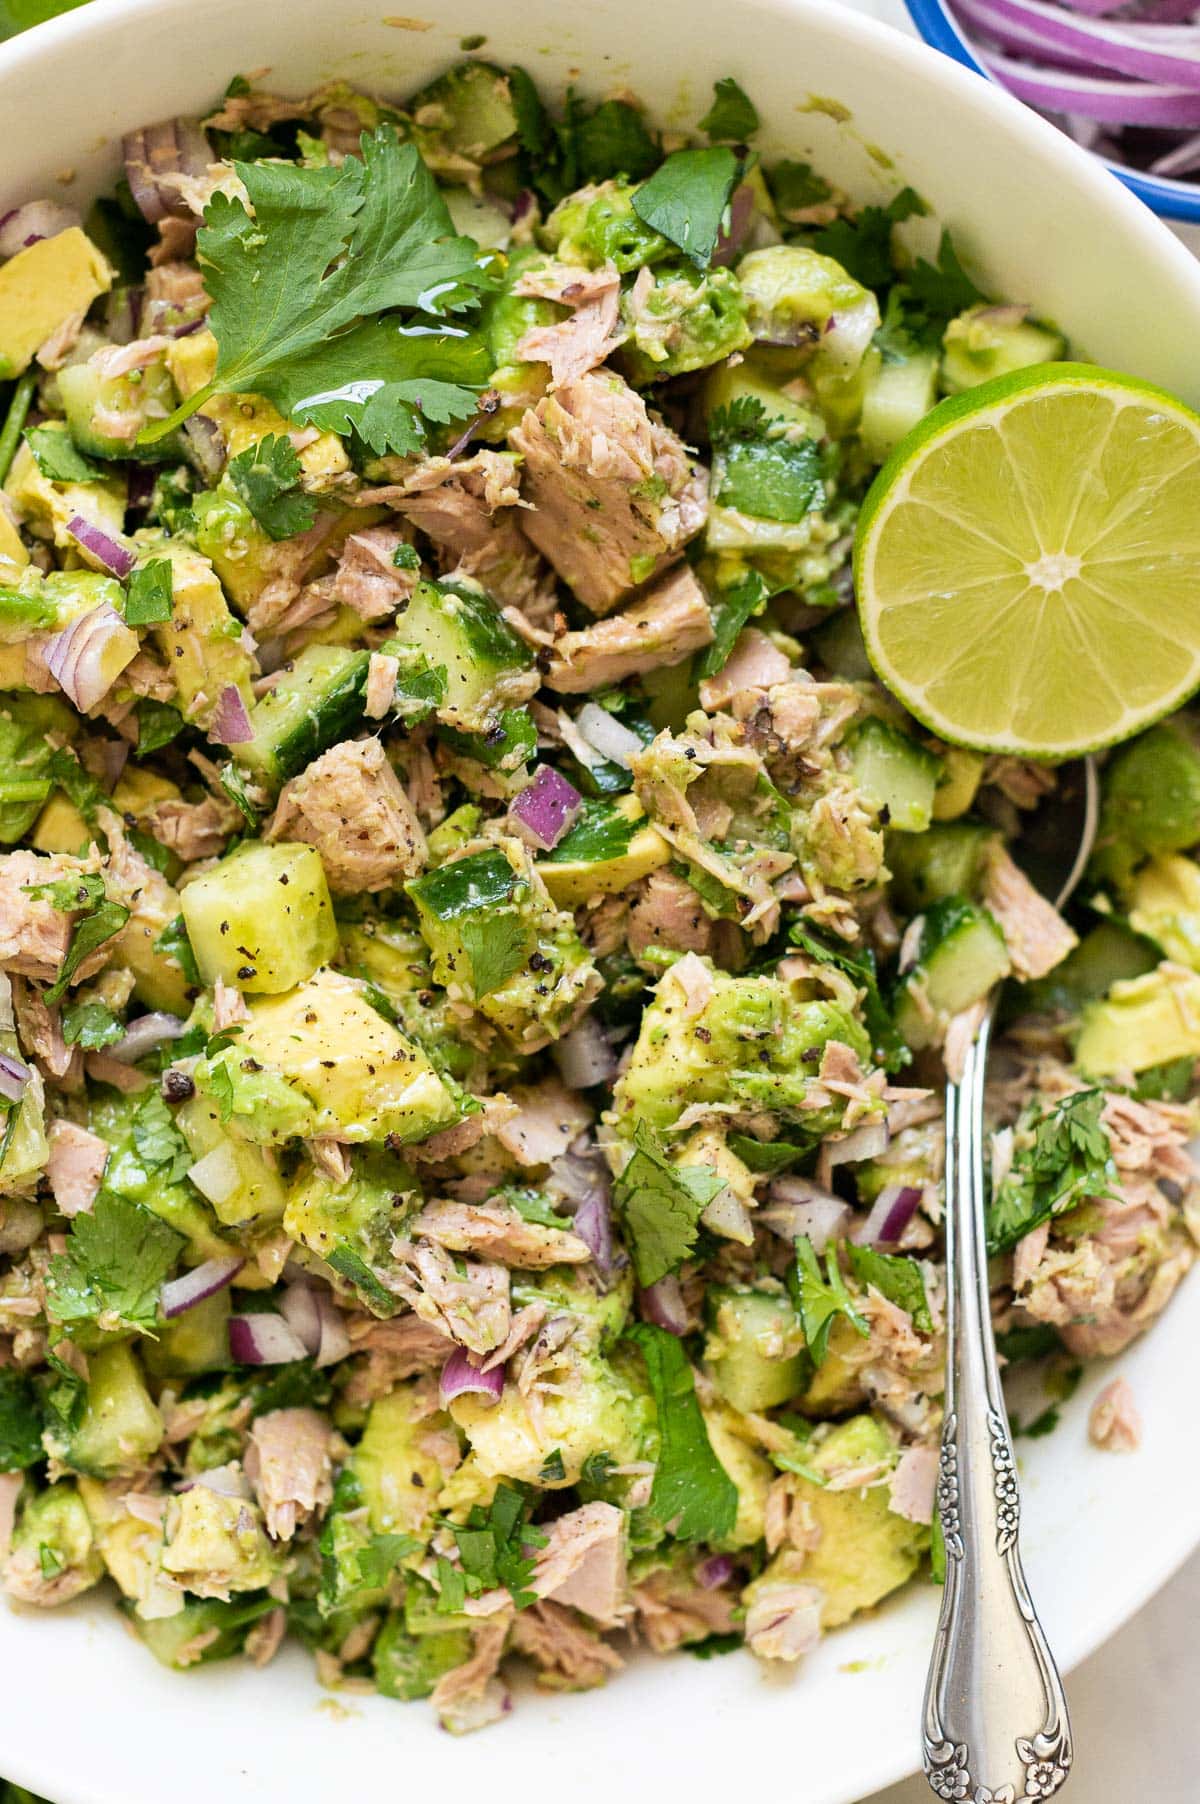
[574,100,659,184]
[45,747,104,830]
[694,570,770,681]
[226,435,317,540]
[356,1531,420,1590]
[123,559,175,626]
[810,186,926,291]
[144,127,494,453]
[60,999,124,1051]
[707,395,768,446]
[716,435,823,523]
[629,1323,738,1543]
[986,1089,1115,1255]
[279,319,487,456]
[0,1368,43,1471]
[632,146,740,270]
[207,1061,237,1124]
[614,1119,724,1287]
[906,228,985,323]
[699,78,759,143]
[392,541,420,571]
[153,914,200,988]
[24,426,103,485]
[23,872,129,1006]
[459,909,530,1000]
[131,1088,192,1183]
[788,1235,869,1365]
[46,1191,183,1335]
[447,1483,546,1611]
[788,919,910,1073]
[771,160,832,220]
[136,699,186,756]
[846,1243,931,1332]
[538,1448,566,1483]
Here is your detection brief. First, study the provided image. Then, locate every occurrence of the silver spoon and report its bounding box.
[922,757,1099,1804]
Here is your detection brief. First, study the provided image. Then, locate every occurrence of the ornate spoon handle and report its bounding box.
[922,1002,1073,1804]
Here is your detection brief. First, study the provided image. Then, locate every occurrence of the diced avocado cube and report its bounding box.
[450,1345,647,1486]
[703,350,825,438]
[613,958,871,1135]
[886,820,996,912]
[387,578,535,734]
[0,228,111,378]
[356,1385,450,1536]
[931,747,985,822]
[4,437,127,557]
[1090,720,1200,887]
[231,644,370,788]
[147,541,254,732]
[544,179,670,274]
[84,1090,238,1268]
[176,1092,288,1226]
[859,348,939,462]
[284,1146,420,1313]
[1127,855,1200,971]
[0,501,29,576]
[894,897,1011,1050]
[1076,965,1200,1076]
[181,841,338,994]
[621,263,752,385]
[538,795,671,907]
[161,1483,276,1595]
[8,1481,104,1596]
[231,968,458,1145]
[142,1286,233,1378]
[706,1287,809,1413]
[737,244,879,378]
[51,1342,163,1479]
[940,304,1065,395]
[849,717,943,833]
[0,999,47,1195]
[374,1614,472,1700]
[0,694,76,845]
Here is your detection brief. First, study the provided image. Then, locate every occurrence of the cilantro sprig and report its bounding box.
[141,127,495,456]
[987,1090,1115,1255]
[227,434,317,541]
[788,1235,869,1365]
[614,1120,724,1287]
[21,872,130,1006]
[46,1191,183,1337]
[632,145,741,270]
[630,1323,738,1543]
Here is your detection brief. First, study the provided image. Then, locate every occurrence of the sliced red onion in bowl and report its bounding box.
[212,684,254,746]
[575,702,643,770]
[507,763,582,851]
[109,1012,187,1064]
[638,1274,689,1335]
[815,1118,889,1192]
[160,1255,244,1319]
[313,1292,351,1368]
[65,516,136,580]
[279,1281,322,1356]
[440,1347,505,1406]
[45,603,137,712]
[122,117,212,224]
[0,199,82,260]
[229,1312,309,1366]
[956,0,1200,90]
[852,1183,925,1249]
[981,49,1200,124]
[0,1052,32,1106]
[552,1015,618,1089]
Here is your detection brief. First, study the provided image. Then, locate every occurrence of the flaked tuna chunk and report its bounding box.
[699,628,792,711]
[0,851,106,986]
[627,870,715,958]
[410,1198,591,1270]
[511,372,708,616]
[331,525,417,622]
[144,795,239,863]
[388,451,547,612]
[531,1501,627,1625]
[1088,1377,1141,1452]
[543,564,713,693]
[245,1407,334,1540]
[510,1600,623,1689]
[46,1119,108,1216]
[514,259,624,388]
[981,844,1077,980]
[266,738,426,893]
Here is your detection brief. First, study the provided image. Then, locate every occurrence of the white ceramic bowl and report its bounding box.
[2,3,1199,1800]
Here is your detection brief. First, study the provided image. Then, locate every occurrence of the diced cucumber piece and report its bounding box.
[940,305,1066,395]
[407,847,536,992]
[438,708,537,772]
[886,821,997,912]
[894,897,1011,1049]
[810,607,873,682]
[707,1287,809,1413]
[176,1094,287,1226]
[142,1286,233,1378]
[405,60,518,158]
[180,841,338,994]
[55,1343,163,1478]
[538,795,671,906]
[703,351,824,438]
[232,644,370,787]
[859,349,939,462]
[849,717,943,833]
[58,357,183,462]
[127,1595,275,1670]
[386,578,533,733]
[374,1614,472,1700]
[1023,919,1159,1017]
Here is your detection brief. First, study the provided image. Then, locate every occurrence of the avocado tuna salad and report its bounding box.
[0,59,1195,1733]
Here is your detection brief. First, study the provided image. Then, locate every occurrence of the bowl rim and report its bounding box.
[903,0,1200,223]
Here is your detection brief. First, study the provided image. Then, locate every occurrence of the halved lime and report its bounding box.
[853,364,1200,759]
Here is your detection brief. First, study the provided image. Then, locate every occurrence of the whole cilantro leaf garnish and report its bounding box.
[614,1119,724,1287]
[131,1088,193,1183]
[707,395,768,447]
[25,426,104,485]
[699,77,759,144]
[632,146,741,270]
[46,1191,183,1336]
[60,999,124,1051]
[788,1235,869,1365]
[906,229,986,323]
[123,559,175,627]
[140,127,495,454]
[694,569,771,682]
[629,1323,738,1543]
[987,1089,1115,1255]
[226,435,316,541]
[459,910,530,1000]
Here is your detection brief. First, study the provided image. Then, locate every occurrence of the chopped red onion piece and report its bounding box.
[314,1291,351,1368]
[280,1282,322,1356]
[0,199,81,260]
[1150,128,1200,173]
[508,764,583,851]
[229,1312,308,1366]
[762,1178,852,1252]
[576,702,643,770]
[638,1274,689,1335]
[552,1153,617,1281]
[122,117,212,224]
[440,1347,505,1406]
[64,516,136,580]
[552,1015,618,1089]
[815,1118,889,1191]
[701,1184,754,1242]
[697,1553,736,1589]
[45,602,136,712]
[109,1011,187,1064]
[853,1183,925,1249]
[0,1052,31,1106]
[182,413,225,482]
[510,188,535,224]
[445,416,480,460]
[212,684,254,746]
[711,182,756,267]
[160,1256,244,1319]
